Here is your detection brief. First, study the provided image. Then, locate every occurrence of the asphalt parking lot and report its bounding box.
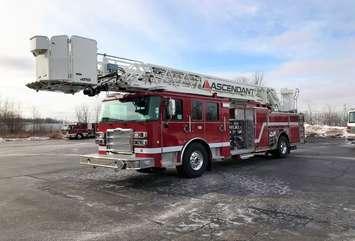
[0,138,355,241]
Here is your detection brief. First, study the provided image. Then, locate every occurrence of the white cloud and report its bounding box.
[0,0,354,119]
[0,0,185,120]
[181,0,259,20]
[266,57,355,111]
[211,22,324,61]
[41,0,188,58]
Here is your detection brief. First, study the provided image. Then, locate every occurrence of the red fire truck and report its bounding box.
[28,35,304,177]
[63,122,97,140]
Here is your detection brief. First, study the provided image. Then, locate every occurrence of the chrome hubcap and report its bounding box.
[189,151,204,171]
[280,141,288,154]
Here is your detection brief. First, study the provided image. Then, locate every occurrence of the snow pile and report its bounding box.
[0,136,51,143]
[26,136,50,141]
[305,123,346,138]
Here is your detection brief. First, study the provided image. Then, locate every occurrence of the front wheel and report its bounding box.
[272,135,290,158]
[177,143,208,178]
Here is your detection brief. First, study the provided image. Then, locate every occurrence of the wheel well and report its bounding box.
[278,132,290,146]
[181,139,212,170]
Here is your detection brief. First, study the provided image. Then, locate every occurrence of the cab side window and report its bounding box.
[191,100,203,121]
[165,99,183,120]
[206,102,219,121]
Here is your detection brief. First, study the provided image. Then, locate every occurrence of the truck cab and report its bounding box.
[84,91,230,177]
[346,110,355,144]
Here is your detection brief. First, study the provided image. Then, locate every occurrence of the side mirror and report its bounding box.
[168,99,176,117]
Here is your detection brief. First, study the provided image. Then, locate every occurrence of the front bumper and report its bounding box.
[80,153,154,170]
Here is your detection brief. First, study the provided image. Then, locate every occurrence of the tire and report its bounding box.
[76,134,83,140]
[177,143,208,178]
[272,135,290,158]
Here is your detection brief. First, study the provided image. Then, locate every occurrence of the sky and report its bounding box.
[0,0,354,120]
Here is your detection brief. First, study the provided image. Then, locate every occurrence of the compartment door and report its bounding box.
[231,108,255,150]
[244,109,255,149]
[255,109,269,148]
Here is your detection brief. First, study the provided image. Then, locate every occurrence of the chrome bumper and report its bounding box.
[80,153,154,170]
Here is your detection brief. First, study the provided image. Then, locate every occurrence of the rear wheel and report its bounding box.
[177,143,208,178]
[272,135,289,158]
[76,134,83,140]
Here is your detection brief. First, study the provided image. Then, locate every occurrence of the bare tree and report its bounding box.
[307,104,313,125]
[252,72,264,85]
[32,107,41,135]
[342,104,348,126]
[75,104,90,123]
[0,99,24,135]
[303,104,349,127]
[93,102,101,123]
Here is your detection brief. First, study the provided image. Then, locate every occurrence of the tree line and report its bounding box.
[0,99,63,137]
[0,96,350,138]
[303,105,350,126]
[0,100,23,136]
[0,98,101,137]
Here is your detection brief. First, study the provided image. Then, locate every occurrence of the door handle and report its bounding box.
[218,125,224,132]
[183,124,190,133]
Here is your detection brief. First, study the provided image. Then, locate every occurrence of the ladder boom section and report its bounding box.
[27,35,299,111]
[95,53,262,102]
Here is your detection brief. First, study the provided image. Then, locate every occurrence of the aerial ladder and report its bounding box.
[27,35,298,112]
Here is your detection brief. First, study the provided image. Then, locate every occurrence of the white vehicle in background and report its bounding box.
[346,110,355,144]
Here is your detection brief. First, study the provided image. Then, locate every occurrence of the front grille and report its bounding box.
[106,128,133,154]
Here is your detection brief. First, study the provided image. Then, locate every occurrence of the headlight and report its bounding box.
[134,139,148,146]
[134,131,148,138]
[133,131,148,146]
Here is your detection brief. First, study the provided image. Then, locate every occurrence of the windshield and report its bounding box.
[61,125,69,131]
[349,112,355,123]
[100,96,160,122]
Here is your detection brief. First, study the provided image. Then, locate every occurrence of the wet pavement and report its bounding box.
[0,138,355,241]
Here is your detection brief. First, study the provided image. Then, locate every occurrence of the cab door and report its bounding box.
[163,99,205,145]
[190,100,205,138]
[204,101,226,144]
[161,98,187,148]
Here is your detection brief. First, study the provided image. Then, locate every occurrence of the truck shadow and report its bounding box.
[98,155,290,198]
